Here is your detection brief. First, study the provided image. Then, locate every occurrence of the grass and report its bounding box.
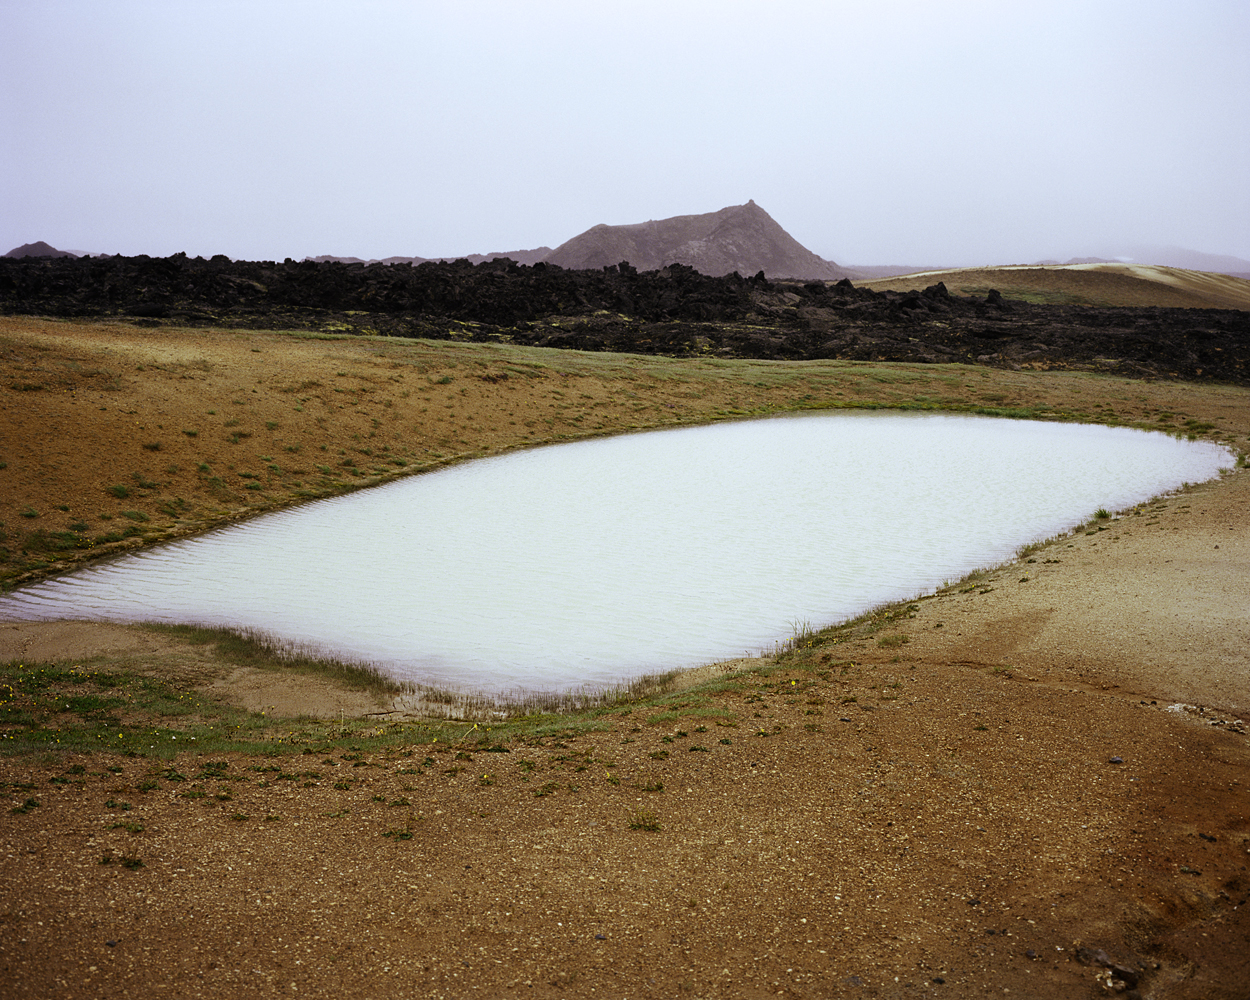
[0,626,694,758]
[0,632,738,759]
[144,624,404,696]
[628,809,662,831]
[0,656,344,758]
[0,610,830,765]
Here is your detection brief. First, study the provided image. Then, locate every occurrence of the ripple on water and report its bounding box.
[0,412,1232,693]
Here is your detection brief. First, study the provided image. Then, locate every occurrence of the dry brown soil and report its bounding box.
[2,318,1250,999]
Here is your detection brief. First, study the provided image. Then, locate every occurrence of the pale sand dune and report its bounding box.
[1062,262,1250,310]
[861,263,1250,310]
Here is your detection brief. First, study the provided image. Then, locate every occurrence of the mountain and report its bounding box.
[541,201,850,280]
[443,247,552,267]
[307,248,552,267]
[4,241,78,258]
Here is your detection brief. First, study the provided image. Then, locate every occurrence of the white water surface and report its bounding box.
[0,413,1233,693]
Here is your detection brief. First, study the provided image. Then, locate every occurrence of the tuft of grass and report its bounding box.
[1095,508,1111,519]
[628,809,662,831]
[143,624,406,697]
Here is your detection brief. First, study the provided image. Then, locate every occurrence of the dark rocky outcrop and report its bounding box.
[542,201,850,280]
[0,252,1246,386]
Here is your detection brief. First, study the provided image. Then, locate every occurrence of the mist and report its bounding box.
[3,0,1247,266]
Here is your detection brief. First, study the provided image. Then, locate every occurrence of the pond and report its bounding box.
[0,412,1233,694]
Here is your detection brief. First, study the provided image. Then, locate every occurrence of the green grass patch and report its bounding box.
[143,623,405,696]
[0,659,280,758]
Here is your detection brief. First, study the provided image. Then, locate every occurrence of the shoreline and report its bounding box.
[1,450,1237,720]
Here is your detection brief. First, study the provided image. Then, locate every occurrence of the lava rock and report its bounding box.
[2,254,1246,385]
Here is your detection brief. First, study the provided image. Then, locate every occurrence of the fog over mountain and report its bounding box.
[4,5,1246,268]
[10,212,1250,285]
[9,207,1250,283]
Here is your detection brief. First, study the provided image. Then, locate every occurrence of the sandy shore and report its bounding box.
[2,318,1249,998]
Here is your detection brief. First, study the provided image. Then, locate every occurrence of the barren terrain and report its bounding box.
[2,317,1249,999]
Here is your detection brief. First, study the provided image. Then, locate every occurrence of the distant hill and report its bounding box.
[1123,245,1250,277]
[4,241,78,258]
[841,264,948,280]
[542,201,850,280]
[307,248,552,267]
[1030,247,1250,279]
[859,263,1250,311]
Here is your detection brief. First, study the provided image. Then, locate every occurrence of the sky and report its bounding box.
[2,0,1248,266]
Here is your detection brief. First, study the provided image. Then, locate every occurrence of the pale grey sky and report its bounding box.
[3,0,1247,265]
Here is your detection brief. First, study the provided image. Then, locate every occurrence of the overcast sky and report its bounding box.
[3,1,1248,266]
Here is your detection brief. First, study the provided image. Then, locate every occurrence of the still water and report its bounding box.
[0,413,1232,693]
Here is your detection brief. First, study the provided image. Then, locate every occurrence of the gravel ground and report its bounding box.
[1,318,1248,998]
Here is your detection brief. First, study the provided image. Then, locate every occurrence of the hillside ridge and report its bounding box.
[542,200,850,280]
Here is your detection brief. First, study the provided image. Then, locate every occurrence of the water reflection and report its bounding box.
[0,413,1232,692]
